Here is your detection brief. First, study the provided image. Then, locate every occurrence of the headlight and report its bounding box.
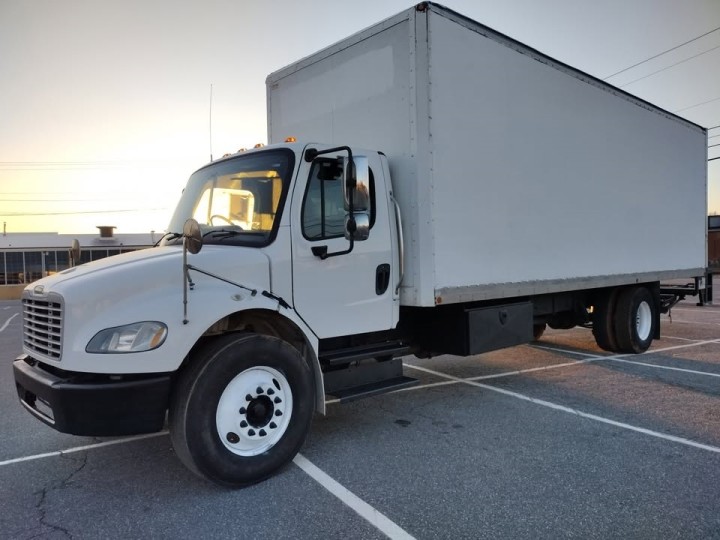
[86,322,168,353]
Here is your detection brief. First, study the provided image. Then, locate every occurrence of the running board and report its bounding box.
[319,341,410,366]
[324,358,418,403]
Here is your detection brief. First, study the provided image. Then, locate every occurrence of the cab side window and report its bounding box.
[302,158,376,240]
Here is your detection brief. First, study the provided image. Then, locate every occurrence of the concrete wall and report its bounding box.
[0,285,25,301]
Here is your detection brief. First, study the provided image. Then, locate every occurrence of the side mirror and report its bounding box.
[343,156,370,212]
[183,218,203,254]
[345,212,370,242]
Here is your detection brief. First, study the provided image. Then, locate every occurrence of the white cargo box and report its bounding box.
[267,2,707,307]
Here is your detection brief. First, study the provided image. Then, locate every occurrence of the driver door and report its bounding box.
[290,147,396,339]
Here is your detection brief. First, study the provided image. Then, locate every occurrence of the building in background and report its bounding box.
[0,226,155,299]
[710,216,720,274]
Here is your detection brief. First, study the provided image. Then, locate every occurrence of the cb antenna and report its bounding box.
[209,83,213,162]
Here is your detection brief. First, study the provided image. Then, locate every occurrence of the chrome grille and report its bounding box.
[22,295,63,360]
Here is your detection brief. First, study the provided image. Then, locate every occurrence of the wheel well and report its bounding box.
[178,310,324,413]
[195,309,310,359]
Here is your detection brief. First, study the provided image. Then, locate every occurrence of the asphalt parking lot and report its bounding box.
[2,298,720,539]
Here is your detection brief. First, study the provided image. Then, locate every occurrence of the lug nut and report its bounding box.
[274,397,282,404]
[256,387,264,394]
[248,429,256,436]
[245,394,253,401]
[240,420,248,428]
[269,422,277,429]
[275,410,282,417]
[239,407,246,414]
[259,429,267,437]
[267,389,275,396]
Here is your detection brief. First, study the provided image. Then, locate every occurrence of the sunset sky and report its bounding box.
[1,0,719,234]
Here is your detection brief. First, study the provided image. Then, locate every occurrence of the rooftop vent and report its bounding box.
[97,226,116,238]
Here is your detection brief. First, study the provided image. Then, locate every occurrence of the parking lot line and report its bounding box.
[294,454,416,540]
[1,313,18,333]
[0,429,416,538]
[536,344,720,379]
[328,337,720,404]
[0,432,169,467]
[663,335,705,342]
[406,363,720,455]
[667,319,720,326]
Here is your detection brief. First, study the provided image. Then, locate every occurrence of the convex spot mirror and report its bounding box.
[345,213,370,242]
[183,218,203,254]
[343,156,370,212]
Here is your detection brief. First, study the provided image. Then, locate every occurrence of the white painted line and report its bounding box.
[666,319,720,327]
[612,357,720,377]
[293,453,416,540]
[662,335,704,342]
[0,432,414,538]
[326,338,720,406]
[668,307,720,314]
[406,364,720,455]
[535,336,720,359]
[0,313,18,333]
[0,431,168,467]
[537,344,720,379]
[326,358,597,405]
[535,338,720,378]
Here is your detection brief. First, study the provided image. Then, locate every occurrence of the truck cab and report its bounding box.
[14,142,409,487]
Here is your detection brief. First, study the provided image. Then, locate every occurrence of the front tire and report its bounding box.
[169,333,314,487]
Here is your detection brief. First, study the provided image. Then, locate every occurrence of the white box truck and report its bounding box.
[14,2,709,487]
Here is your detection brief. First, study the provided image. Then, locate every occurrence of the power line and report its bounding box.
[1,198,157,203]
[0,160,176,172]
[0,208,168,217]
[619,44,720,88]
[603,26,720,80]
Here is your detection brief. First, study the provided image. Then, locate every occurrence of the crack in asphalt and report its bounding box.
[24,452,89,540]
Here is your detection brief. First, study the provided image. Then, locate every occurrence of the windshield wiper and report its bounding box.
[154,231,182,247]
[203,228,243,240]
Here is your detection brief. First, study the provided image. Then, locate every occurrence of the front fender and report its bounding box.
[52,278,315,376]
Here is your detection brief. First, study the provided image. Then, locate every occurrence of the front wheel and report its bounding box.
[169,333,314,487]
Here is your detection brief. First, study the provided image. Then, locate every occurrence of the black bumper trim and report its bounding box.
[14,355,171,437]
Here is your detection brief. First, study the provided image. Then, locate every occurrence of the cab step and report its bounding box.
[323,358,418,403]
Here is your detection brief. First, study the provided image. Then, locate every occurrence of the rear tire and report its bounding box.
[169,333,314,487]
[613,287,656,354]
[592,289,620,352]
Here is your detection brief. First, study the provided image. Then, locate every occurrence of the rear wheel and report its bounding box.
[592,289,620,352]
[613,287,656,354]
[169,333,314,487]
[533,323,546,341]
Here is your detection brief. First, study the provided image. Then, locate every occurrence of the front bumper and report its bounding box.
[13,354,171,437]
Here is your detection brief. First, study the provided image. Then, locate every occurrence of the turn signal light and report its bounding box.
[285,137,297,143]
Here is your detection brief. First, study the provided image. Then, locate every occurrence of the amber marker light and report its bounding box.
[285,136,297,143]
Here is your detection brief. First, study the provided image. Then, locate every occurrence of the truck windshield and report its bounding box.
[166,149,294,247]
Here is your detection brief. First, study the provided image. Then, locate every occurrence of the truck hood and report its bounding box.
[26,245,271,303]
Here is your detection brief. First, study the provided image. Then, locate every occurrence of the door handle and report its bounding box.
[376,264,391,295]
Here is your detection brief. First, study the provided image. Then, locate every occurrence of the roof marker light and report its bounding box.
[285,137,297,143]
